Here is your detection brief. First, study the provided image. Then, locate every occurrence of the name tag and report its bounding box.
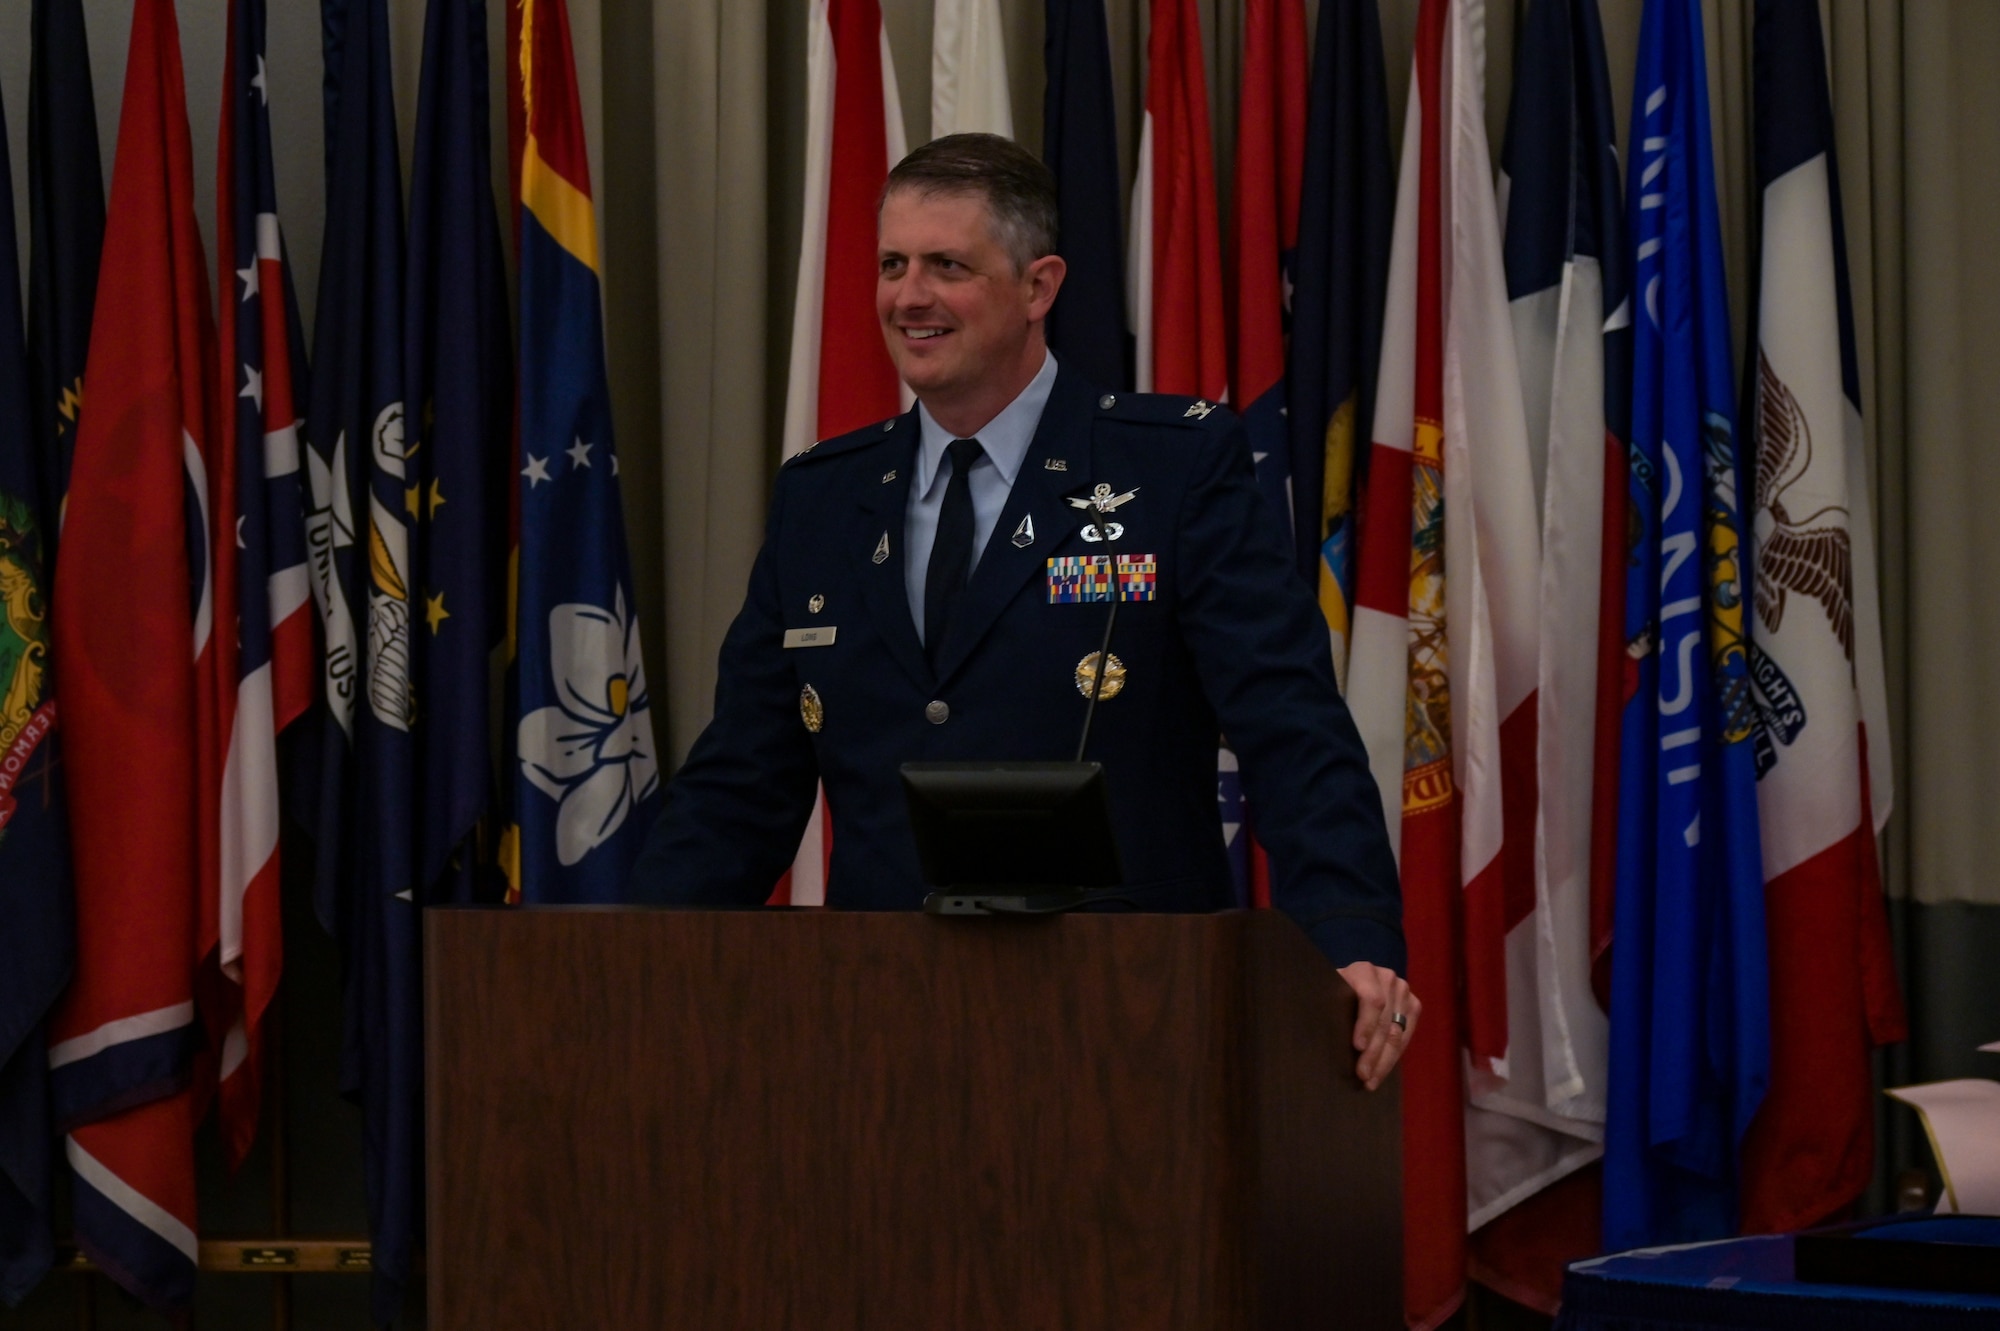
[784,626,838,649]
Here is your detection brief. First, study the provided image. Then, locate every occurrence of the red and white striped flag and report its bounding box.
[1345,0,1540,1322]
[1129,0,1225,400]
[778,0,908,904]
[48,0,209,1306]
[203,0,317,1170]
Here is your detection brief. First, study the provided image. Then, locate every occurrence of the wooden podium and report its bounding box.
[424,909,1401,1329]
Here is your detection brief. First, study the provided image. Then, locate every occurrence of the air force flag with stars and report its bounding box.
[505,0,661,903]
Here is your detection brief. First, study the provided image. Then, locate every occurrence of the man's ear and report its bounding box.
[1024,253,1067,323]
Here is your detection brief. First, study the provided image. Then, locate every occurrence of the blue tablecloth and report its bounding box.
[1556,1217,2000,1330]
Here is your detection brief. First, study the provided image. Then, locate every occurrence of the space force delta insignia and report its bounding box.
[1046,555,1158,604]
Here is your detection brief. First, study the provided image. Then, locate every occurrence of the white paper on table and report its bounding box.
[1886,1079,2000,1215]
[1979,1041,2000,1053]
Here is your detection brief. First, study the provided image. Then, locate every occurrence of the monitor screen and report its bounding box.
[899,761,1123,890]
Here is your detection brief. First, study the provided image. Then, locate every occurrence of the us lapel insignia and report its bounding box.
[1044,458,1068,472]
[882,470,897,484]
[800,683,825,733]
[872,531,891,565]
[1011,514,1035,549]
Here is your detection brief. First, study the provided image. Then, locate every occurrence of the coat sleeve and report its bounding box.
[627,475,821,904]
[1172,417,1407,973]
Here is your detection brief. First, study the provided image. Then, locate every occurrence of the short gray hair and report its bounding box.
[881,133,1059,273]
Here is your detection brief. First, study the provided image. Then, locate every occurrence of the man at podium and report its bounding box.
[632,134,1419,1090]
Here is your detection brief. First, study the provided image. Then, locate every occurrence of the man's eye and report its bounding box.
[880,258,904,274]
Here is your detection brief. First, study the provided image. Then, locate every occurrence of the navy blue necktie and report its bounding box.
[924,438,984,667]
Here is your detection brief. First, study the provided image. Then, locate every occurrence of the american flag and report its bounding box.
[204,0,315,1168]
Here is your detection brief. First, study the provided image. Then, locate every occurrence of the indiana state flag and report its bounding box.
[506,0,661,903]
[1604,0,1771,1252]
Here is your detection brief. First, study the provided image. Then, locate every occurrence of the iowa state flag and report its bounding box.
[205,0,317,1171]
[1739,0,1903,1235]
[0,78,74,1309]
[48,0,208,1307]
[1604,0,1771,1252]
[506,0,662,903]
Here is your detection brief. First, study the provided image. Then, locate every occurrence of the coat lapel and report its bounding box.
[933,367,1099,684]
[852,419,930,693]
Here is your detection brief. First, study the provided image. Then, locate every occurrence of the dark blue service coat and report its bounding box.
[630,365,1405,973]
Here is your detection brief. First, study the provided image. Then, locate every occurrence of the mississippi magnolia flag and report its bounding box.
[25,0,105,548]
[777,0,907,904]
[507,0,662,903]
[1344,0,1542,1322]
[306,0,421,1317]
[1130,0,1226,400]
[1042,0,1128,391]
[206,0,317,1171]
[1284,0,1393,685]
[49,0,209,1306]
[1740,0,1903,1233]
[1604,0,1771,1252]
[1472,0,1633,1233]
[931,0,1012,139]
[0,86,73,1308]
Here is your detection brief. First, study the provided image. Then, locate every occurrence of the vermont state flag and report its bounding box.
[506,0,661,903]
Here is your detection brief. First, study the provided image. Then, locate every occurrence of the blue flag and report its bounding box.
[1605,0,1771,1250]
[1042,0,1130,391]
[24,0,105,557]
[407,0,512,903]
[506,0,662,903]
[308,0,422,1318]
[1284,0,1393,632]
[0,84,75,1310]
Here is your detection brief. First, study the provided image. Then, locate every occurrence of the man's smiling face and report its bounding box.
[875,188,1043,409]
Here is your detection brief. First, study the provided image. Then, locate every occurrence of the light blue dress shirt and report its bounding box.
[903,349,1058,643]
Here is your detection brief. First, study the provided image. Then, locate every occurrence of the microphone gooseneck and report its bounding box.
[1073,507,1122,763]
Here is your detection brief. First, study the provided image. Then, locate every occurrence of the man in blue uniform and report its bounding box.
[632,134,1419,1089]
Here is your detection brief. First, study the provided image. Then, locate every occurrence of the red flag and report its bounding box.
[1227,0,1305,412]
[48,0,209,1306]
[1131,0,1226,399]
[776,0,908,904]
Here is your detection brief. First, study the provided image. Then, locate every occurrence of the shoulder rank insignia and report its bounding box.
[1183,400,1217,420]
[1066,482,1139,514]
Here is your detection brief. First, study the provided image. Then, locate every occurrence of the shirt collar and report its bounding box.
[913,348,1057,496]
